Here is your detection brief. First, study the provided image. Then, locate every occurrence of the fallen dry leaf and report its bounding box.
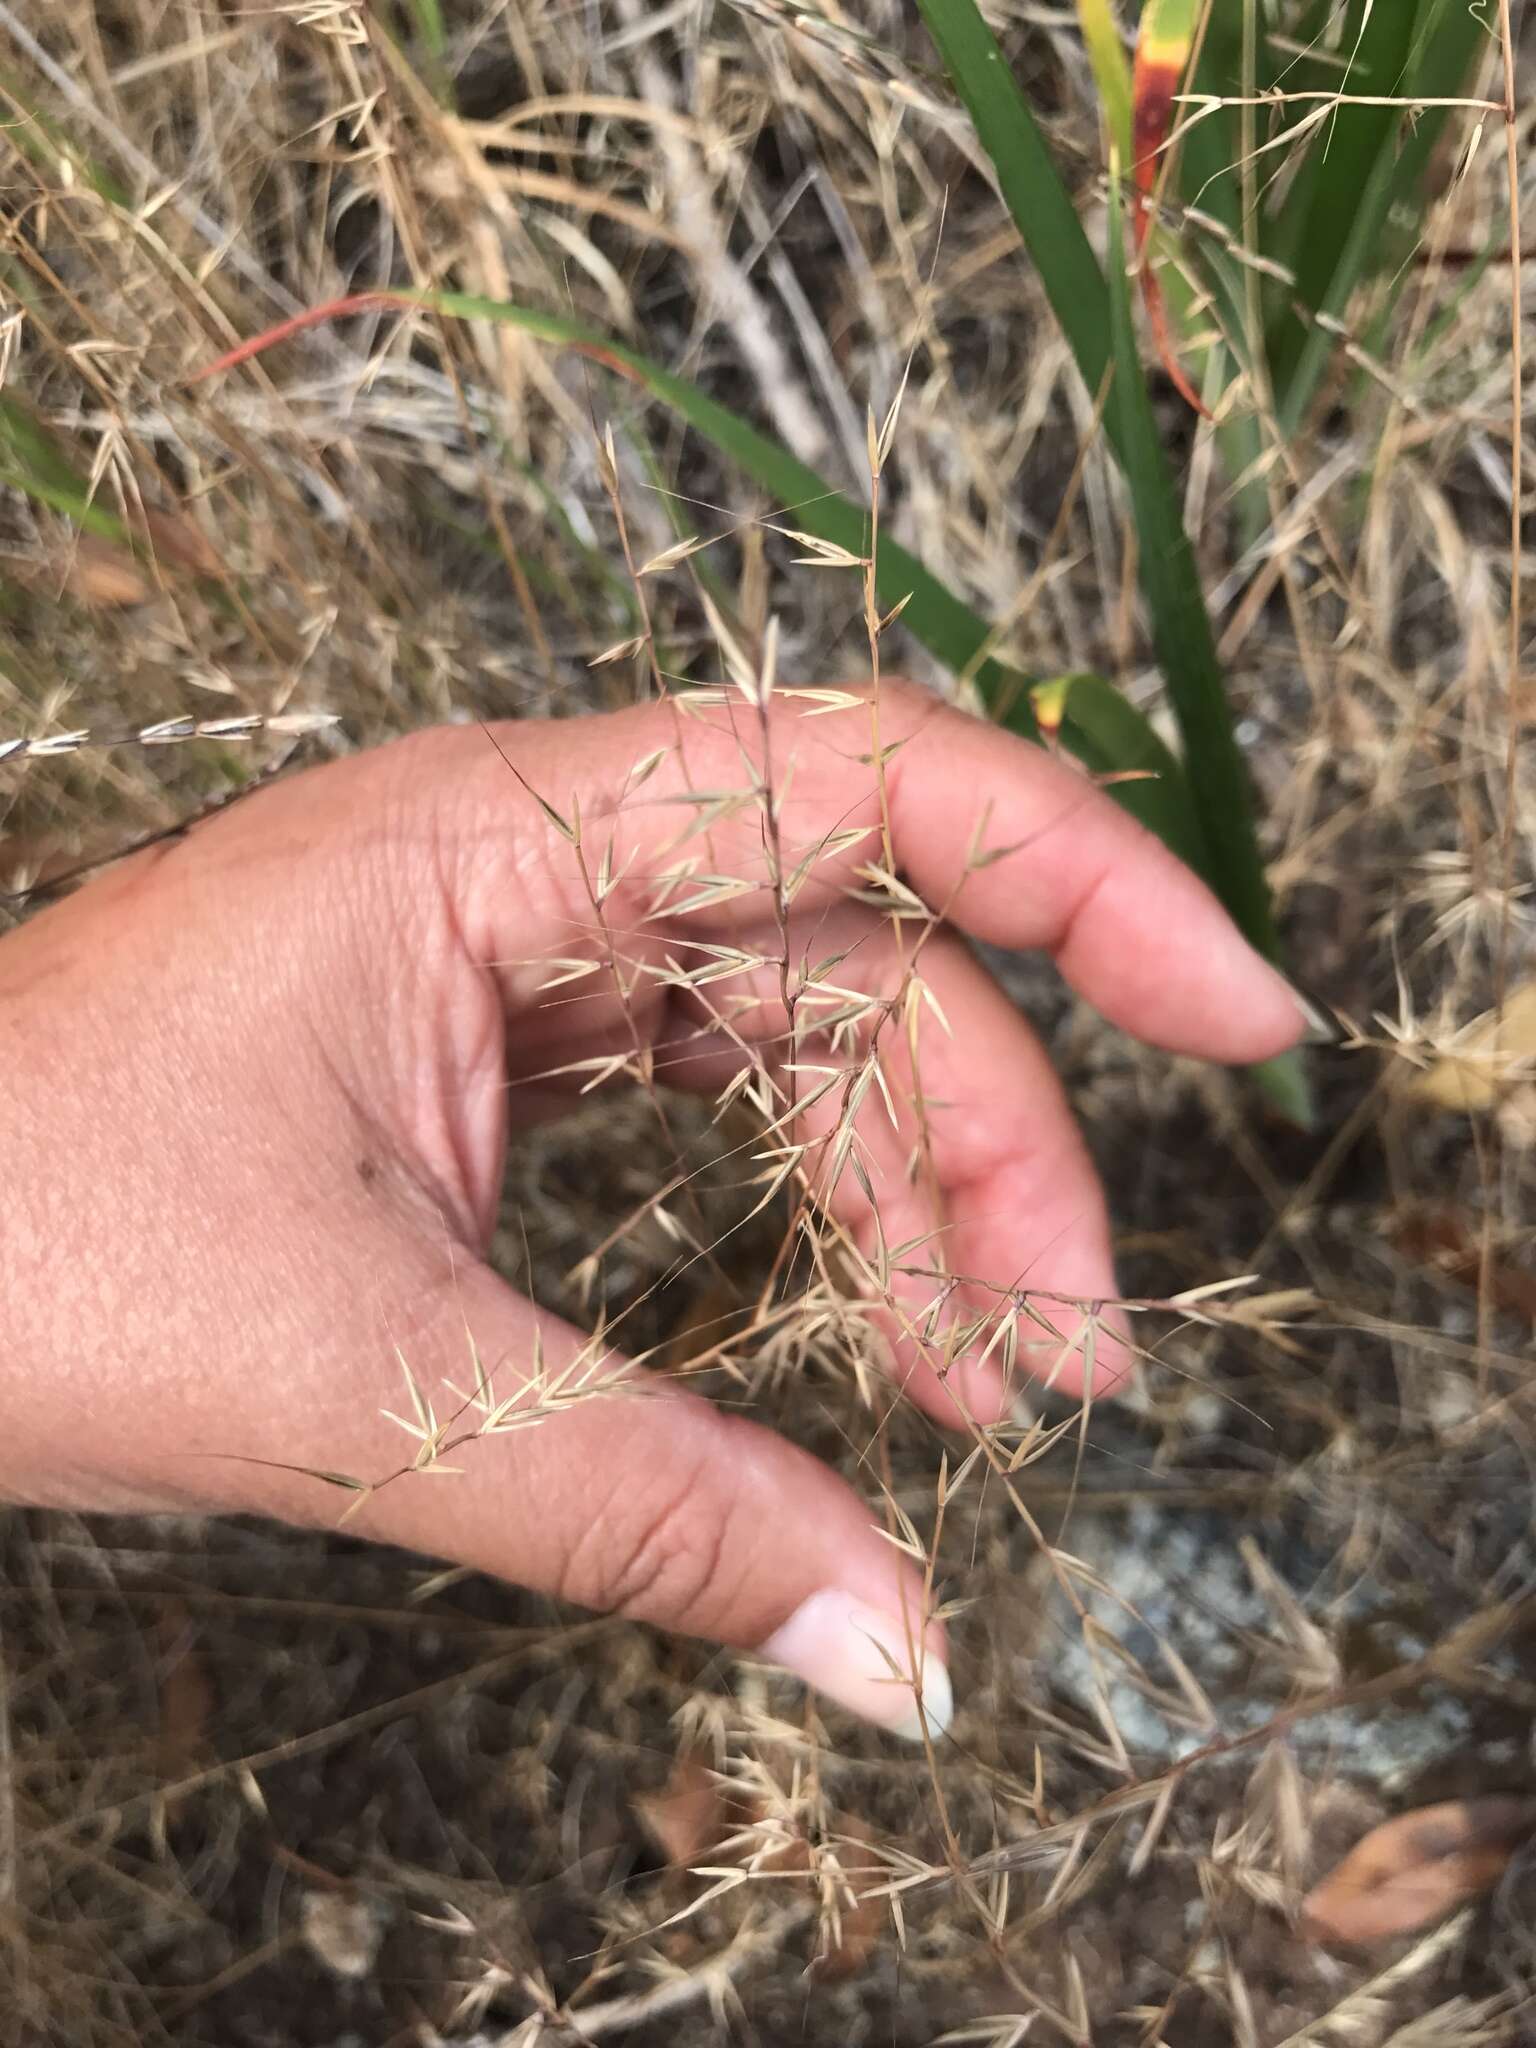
[658,1279,747,1375]
[25,501,222,609]
[138,502,223,578]
[1406,983,1536,1114]
[60,533,156,608]
[1393,1206,1536,1326]
[1301,1796,1536,1946]
[633,1753,730,1869]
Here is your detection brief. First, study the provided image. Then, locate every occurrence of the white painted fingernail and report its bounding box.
[760,1591,953,1742]
[1011,1392,1037,1429]
[1284,981,1337,1045]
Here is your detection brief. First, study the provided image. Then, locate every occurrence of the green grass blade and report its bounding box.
[1167,0,1483,440]
[0,398,93,503]
[1101,167,1276,957]
[1102,187,1310,1118]
[393,0,454,107]
[0,67,132,206]
[1267,0,1487,431]
[912,1,1311,1111]
[913,0,1281,952]
[1034,670,1204,870]
[404,0,446,62]
[1074,0,1132,162]
[1250,1048,1314,1129]
[0,396,130,543]
[1263,0,1415,343]
[913,0,1114,416]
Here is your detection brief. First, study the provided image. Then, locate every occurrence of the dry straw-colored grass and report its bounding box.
[1,2,1534,2043]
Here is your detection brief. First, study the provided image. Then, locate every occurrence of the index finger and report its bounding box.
[867,683,1302,1065]
[433,678,1303,1067]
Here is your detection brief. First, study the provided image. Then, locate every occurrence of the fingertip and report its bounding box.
[760,1588,953,1743]
[1054,855,1307,1065]
[1199,936,1310,1063]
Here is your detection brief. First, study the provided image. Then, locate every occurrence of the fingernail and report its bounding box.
[1010,1392,1037,1429]
[1279,976,1337,1045]
[760,1590,953,1743]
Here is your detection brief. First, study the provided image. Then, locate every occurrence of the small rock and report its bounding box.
[300,1889,386,1981]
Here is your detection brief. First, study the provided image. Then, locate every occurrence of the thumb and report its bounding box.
[256,1255,952,1743]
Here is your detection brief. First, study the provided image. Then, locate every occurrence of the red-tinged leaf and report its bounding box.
[1030,674,1073,742]
[1130,10,1191,243]
[633,1754,731,1870]
[1130,0,1207,418]
[187,292,392,383]
[1301,1797,1536,1946]
[1138,255,1208,419]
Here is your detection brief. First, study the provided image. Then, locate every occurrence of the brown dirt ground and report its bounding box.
[2,3,1535,2044]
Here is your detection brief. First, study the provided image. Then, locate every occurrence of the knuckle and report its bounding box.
[563,1459,734,1630]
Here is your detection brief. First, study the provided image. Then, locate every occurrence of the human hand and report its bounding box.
[0,682,1301,1737]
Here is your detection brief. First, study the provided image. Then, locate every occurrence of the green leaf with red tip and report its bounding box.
[912,0,1279,957]
[1129,0,1206,416]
